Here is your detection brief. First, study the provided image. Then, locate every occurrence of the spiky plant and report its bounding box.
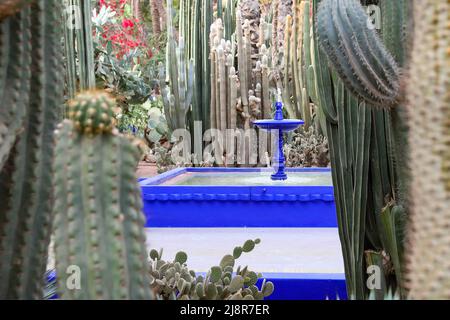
[315,0,411,299]
[405,0,450,300]
[275,0,293,51]
[317,0,401,108]
[150,0,163,35]
[284,127,330,168]
[238,0,261,60]
[53,91,152,300]
[0,0,64,300]
[148,239,274,300]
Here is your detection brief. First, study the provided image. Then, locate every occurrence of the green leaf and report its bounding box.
[219,254,235,269]
[228,275,244,293]
[106,41,113,55]
[175,251,188,265]
[233,247,243,259]
[242,240,255,253]
[210,266,222,283]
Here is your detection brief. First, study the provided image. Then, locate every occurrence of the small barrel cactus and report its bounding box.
[67,91,116,135]
[53,90,151,300]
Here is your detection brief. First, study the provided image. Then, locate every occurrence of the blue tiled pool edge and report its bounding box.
[138,167,347,300]
[140,168,338,228]
[45,271,347,300]
[258,273,347,300]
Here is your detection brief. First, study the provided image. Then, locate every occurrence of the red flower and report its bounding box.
[122,18,134,29]
[96,0,151,60]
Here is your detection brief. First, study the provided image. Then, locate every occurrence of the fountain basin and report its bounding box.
[140,167,337,228]
[253,119,305,131]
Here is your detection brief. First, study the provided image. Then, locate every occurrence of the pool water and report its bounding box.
[161,171,333,186]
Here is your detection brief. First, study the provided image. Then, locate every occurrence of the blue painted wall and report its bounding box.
[140,168,337,228]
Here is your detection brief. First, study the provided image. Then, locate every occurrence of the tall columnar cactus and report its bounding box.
[210,16,272,131]
[405,0,449,299]
[223,0,236,40]
[150,0,163,35]
[53,91,152,300]
[0,0,64,299]
[160,0,194,132]
[159,39,194,132]
[179,0,212,132]
[276,0,293,51]
[63,0,96,98]
[314,0,411,299]
[316,0,401,108]
[0,3,31,171]
[238,0,261,65]
[274,0,315,123]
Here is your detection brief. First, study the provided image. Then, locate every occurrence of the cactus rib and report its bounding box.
[53,91,151,300]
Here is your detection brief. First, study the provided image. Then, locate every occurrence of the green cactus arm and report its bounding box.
[158,62,175,132]
[0,7,31,171]
[0,0,64,299]
[379,0,410,67]
[201,0,212,130]
[53,92,151,300]
[316,0,400,108]
[177,37,187,126]
[185,59,195,112]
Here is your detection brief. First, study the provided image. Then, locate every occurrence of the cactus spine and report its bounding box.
[53,91,152,300]
[0,0,64,299]
[405,0,450,299]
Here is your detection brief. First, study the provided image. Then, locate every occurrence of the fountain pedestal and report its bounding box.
[253,102,304,181]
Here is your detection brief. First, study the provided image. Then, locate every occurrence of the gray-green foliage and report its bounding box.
[284,127,330,168]
[0,0,64,299]
[148,239,274,300]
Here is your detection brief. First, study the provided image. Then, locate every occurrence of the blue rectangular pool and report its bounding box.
[140,167,337,228]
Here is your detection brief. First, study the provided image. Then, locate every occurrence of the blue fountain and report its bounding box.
[253,101,304,181]
[138,100,345,300]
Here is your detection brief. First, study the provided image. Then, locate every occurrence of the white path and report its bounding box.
[145,228,345,274]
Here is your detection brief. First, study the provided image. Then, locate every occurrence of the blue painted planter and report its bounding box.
[258,273,347,300]
[45,270,347,300]
[139,167,337,228]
